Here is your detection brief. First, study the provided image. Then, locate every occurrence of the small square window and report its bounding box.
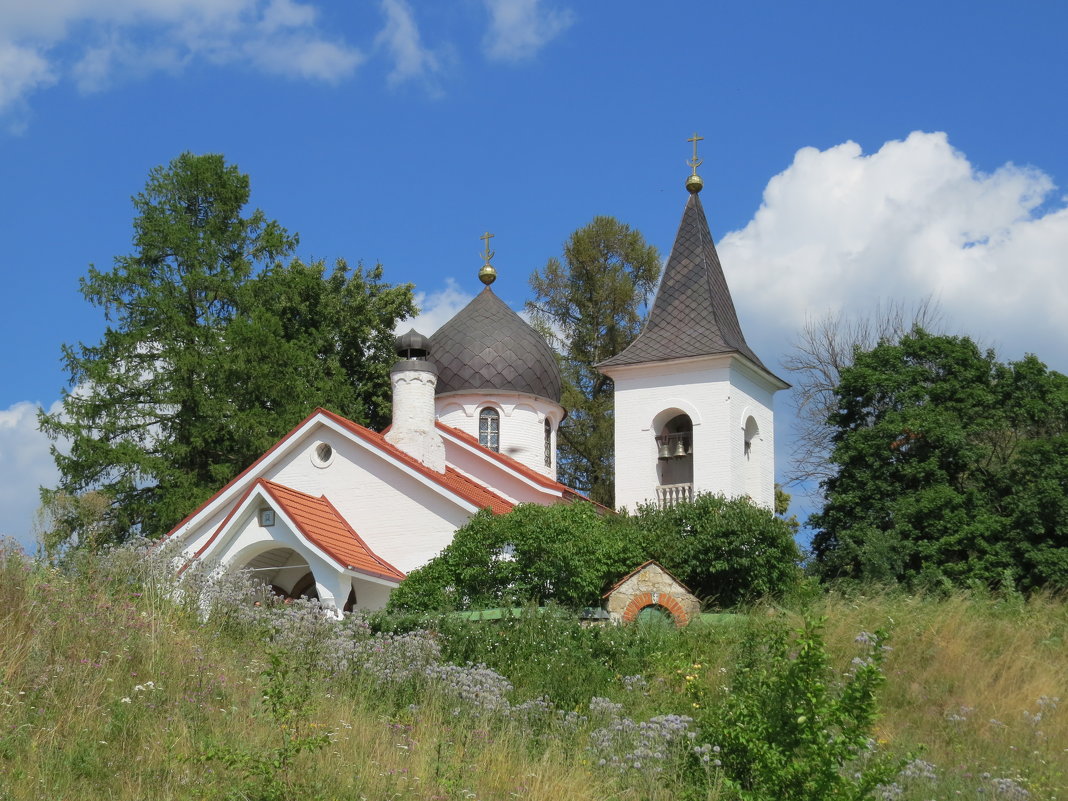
[259,509,275,527]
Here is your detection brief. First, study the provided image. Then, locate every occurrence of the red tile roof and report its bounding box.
[436,421,594,503]
[261,481,405,582]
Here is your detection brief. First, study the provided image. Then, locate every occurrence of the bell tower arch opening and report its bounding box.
[743,414,761,499]
[653,409,693,507]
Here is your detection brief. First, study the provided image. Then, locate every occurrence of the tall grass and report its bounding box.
[1,538,1065,800]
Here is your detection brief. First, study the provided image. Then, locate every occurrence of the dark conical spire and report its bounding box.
[599,191,772,373]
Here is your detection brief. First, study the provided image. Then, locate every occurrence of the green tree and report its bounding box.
[38,153,414,547]
[526,216,660,507]
[811,329,1068,590]
[638,494,802,607]
[387,502,645,612]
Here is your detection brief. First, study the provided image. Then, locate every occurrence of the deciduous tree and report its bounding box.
[526,216,660,506]
[38,153,414,548]
[811,329,1068,590]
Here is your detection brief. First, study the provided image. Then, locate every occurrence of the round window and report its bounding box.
[311,441,334,468]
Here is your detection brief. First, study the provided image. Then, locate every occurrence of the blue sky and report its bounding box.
[1,0,1067,550]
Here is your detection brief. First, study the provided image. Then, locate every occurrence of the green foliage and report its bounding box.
[194,649,330,801]
[638,493,803,608]
[527,216,661,506]
[695,617,901,801]
[38,152,415,547]
[435,606,650,709]
[390,493,800,614]
[811,329,1068,591]
[387,502,644,611]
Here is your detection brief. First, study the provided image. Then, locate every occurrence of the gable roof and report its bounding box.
[602,559,695,598]
[318,408,515,515]
[598,191,779,382]
[165,406,517,543]
[261,481,406,582]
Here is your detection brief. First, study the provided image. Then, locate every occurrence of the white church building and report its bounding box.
[165,155,787,612]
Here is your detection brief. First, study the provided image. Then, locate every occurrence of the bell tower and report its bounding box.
[598,136,788,511]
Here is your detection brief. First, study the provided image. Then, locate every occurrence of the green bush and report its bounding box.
[692,615,901,801]
[638,493,803,607]
[387,502,644,611]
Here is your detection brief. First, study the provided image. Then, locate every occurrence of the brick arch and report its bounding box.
[621,592,689,627]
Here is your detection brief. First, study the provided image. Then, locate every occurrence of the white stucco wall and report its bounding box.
[607,354,779,512]
[268,428,473,574]
[435,392,565,480]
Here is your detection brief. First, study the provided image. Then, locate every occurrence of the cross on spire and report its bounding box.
[478,231,497,285]
[687,132,704,175]
[685,133,705,194]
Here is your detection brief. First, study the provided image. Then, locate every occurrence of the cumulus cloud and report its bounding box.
[397,278,475,336]
[0,0,364,116]
[375,0,443,90]
[0,400,61,552]
[482,0,573,62]
[718,131,1068,372]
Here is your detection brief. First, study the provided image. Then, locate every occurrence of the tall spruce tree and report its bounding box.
[526,216,660,506]
[38,153,414,549]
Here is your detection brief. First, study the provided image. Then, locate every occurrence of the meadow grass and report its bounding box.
[1,539,1064,801]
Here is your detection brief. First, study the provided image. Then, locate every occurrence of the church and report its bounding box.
[164,145,788,612]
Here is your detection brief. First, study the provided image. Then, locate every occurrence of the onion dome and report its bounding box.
[429,287,562,403]
[395,328,431,359]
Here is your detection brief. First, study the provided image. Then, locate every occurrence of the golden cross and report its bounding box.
[480,231,495,265]
[687,132,704,174]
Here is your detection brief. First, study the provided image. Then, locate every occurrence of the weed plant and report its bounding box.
[1,537,1065,801]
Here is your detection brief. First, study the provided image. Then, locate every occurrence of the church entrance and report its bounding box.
[241,547,320,602]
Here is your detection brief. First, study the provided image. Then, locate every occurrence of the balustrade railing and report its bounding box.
[656,483,693,508]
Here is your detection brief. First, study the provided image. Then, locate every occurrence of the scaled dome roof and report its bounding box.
[429,287,562,403]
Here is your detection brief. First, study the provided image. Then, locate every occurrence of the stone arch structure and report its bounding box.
[621,593,690,627]
[603,561,701,627]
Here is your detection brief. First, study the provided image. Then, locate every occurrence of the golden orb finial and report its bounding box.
[479,231,497,285]
[686,132,704,193]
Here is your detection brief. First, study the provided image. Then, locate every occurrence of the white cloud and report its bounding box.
[481,0,573,62]
[0,40,56,128]
[0,400,61,552]
[718,131,1068,373]
[397,278,475,336]
[375,0,442,90]
[0,0,364,115]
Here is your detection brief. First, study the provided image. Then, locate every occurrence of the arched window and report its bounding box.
[544,418,552,467]
[479,407,500,452]
[744,416,759,459]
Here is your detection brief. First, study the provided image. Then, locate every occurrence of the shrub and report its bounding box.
[692,615,901,801]
[387,502,644,611]
[638,493,803,607]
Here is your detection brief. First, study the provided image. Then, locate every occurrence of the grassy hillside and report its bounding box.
[1,539,1064,801]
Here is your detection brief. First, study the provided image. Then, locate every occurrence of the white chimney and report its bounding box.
[385,329,446,473]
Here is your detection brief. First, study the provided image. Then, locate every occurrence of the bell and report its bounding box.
[658,442,672,459]
[685,439,693,455]
[673,439,687,458]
